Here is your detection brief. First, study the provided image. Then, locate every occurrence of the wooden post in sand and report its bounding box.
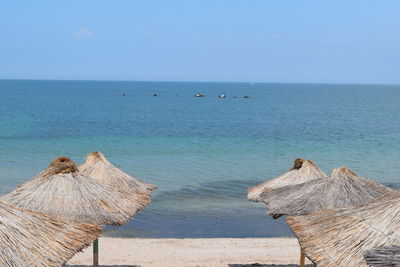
[93,239,99,267]
[300,249,305,267]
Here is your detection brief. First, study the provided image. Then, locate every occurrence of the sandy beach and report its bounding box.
[68,237,311,267]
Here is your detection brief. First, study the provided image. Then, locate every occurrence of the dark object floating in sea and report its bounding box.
[195,93,204,97]
[153,93,158,96]
[218,94,226,98]
[243,95,251,98]
[122,93,126,96]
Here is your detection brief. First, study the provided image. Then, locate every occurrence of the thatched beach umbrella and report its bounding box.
[0,199,101,266]
[248,158,326,266]
[79,151,156,266]
[247,158,326,202]
[1,156,145,266]
[259,166,394,219]
[287,192,400,267]
[79,151,156,209]
[364,246,400,266]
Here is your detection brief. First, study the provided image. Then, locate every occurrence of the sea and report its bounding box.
[0,79,399,238]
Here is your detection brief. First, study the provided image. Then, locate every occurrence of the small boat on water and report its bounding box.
[243,95,251,98]
[218,94,226,98]
[195,93,205,97]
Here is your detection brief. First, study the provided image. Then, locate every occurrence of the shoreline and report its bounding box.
[68,237,311,267]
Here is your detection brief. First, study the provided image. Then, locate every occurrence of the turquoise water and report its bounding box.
[1,80,400,237]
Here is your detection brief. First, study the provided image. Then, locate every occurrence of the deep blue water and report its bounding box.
[1,80,400,238]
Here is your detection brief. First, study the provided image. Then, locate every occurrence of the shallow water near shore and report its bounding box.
[1,80,400,238]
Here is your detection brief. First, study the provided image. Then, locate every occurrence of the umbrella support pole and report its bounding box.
[93,239,99,267]
[300,249,305,267]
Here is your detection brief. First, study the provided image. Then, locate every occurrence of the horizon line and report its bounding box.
[0,78,399,86]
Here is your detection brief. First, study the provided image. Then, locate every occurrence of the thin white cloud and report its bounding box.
[72,27,94,39]
[143,30,157,38]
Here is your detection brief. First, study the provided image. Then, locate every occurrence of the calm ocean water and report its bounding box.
[0,80,400,238]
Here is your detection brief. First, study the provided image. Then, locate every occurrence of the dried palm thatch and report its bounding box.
[248,158,326,202]
[1,156,146,226]
[365,246,400,266]
[79,151,156,210]
[0,200,101,266]
[259,167,394,219]
[287,192,400,267]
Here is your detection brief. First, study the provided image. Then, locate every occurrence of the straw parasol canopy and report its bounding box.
[79,151,156,210]
[1,156,145,226]
[0,200,101,266]
[365,246,400,266]
[247,158,326,202]
[259,167,395,219]
[287,192,400,267]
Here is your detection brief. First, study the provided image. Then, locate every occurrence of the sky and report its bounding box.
[0,1,399,84]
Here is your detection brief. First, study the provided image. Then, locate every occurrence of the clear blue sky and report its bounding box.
[1,1,399,83]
